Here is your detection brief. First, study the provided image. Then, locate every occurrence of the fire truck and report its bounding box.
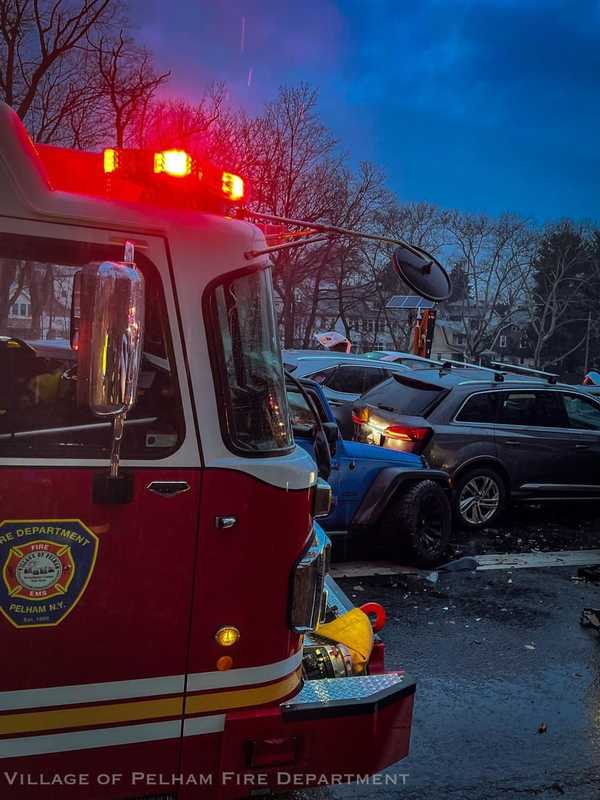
[0,101,447,798]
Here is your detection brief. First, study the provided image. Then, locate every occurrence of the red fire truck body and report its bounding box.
[0,103,414,798]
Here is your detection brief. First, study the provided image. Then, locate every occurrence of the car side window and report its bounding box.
[497,392,536,426]
[497,391,567,428]
[563,394,600,430]
[534,392,569,427]
[327,365,385,395]
[286,387,318,433]
[0,233,184,459]
[455,392,497,423]
[306,366,336,385]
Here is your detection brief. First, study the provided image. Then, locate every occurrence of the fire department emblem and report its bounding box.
[0,520,99,628]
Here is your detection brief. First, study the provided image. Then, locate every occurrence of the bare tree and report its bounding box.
[525,222,592,369]
[0,0,112,124]
[359,202,450,350]
[133,84,235,153]
[92,31,169,147]
[0,1,170,148]
[239,84,341,345]
[0,1,171,335]
[0,258,25,328]
[442,211,535,359]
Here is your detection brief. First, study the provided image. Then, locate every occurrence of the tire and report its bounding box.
[453,467,506,530]
[381,480,451,567]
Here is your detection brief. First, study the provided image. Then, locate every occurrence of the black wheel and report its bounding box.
[381,480,451,567]
[453,467,506,529]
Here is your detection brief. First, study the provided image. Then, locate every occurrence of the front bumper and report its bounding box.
[218,670,415,796]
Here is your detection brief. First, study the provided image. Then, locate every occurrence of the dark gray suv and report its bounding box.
[353,367,600,529]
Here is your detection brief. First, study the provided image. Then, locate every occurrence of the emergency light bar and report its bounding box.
[35,143,246,207]
[102,146,245,203]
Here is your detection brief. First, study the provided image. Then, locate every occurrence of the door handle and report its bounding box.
[146,481,191,497]
[216,516,237,529]
[503,440,520,446]
[575,444,591,450]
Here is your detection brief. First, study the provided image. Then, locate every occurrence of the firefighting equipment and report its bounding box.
[315,606,375,674]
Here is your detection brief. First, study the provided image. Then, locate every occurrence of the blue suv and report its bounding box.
[286,376,452,566]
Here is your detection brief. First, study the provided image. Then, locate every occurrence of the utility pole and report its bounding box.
[584,310,592,375]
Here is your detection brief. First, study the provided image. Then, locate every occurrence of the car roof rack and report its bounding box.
[440,358,484,370]
[439,359,505,382]
[490,361,559,384]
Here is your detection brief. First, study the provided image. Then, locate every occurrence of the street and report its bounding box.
[305,507,600,800]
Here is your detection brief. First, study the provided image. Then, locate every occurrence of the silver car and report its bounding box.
[283,350,411,407]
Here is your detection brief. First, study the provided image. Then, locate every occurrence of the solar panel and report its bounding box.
[386,295,435,310]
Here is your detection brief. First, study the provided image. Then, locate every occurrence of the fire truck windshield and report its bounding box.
[207,266,293,455]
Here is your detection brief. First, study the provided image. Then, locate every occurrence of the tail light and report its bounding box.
[352,406,369,425]
[384,424,432,453]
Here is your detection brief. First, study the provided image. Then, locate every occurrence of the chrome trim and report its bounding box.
[215,516,237,529]
[290,525,331,634]
[146,480,191,497]
[520,483,600,492]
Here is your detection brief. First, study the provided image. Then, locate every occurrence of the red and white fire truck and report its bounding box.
[0,102,418,798]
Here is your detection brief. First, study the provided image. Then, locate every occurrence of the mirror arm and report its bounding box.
[110,413,125,479]
[244,210,429,260]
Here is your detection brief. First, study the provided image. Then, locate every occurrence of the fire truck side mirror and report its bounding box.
[391,245,452,302]
[75,261,145,418]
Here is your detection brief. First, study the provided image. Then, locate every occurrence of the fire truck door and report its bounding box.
[0,219,199,782]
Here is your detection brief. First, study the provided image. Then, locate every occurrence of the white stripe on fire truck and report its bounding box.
[186,650,302,692]
[0,651,303,712]
[0,715,226,759]
[182,715,225,737]
[0,675,185,712]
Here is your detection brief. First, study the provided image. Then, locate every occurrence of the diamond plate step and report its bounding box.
[280,672,415,720]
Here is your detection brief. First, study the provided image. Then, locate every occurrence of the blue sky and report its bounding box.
[134,0,600,223]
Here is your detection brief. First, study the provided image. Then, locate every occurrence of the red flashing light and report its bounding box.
[153,149,193,177]
[222,171,245,201]
[39,144,247,206]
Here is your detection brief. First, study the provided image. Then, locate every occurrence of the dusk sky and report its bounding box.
[134,0,600,223]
